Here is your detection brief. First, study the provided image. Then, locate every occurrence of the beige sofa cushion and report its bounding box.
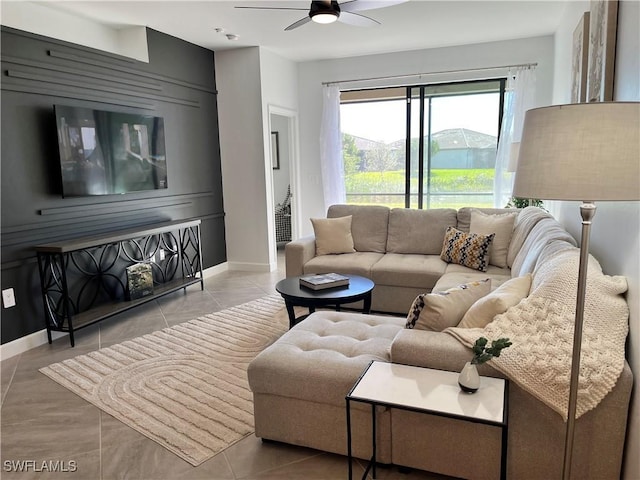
[458,273,532,328]
[370,253,447,290]
[304,252,384,278]
[328,204,389,253]
[310,216,356,255]
[469,209,517,268]
[434,271,511,292]
[535,239,577,270]
[511,217,577,277]
[457,207,517,232]
[507,206,553,267]
[386,208,457,255]
[443,263,510,277]
[407,278,491,331]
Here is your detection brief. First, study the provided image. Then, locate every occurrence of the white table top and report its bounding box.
[348,361,506,425]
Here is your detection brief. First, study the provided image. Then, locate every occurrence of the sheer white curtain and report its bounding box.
[319,85,346,210]
[494,67,536,207]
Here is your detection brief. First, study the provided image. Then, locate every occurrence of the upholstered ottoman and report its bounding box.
[247,311,405,462]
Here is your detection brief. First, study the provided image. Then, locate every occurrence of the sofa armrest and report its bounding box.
[391,330,502,378]
[285,235,316,277]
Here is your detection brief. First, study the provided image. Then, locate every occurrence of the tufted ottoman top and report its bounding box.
[248,311,405,407]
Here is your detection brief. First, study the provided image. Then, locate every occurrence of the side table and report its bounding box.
[346,361,508,480]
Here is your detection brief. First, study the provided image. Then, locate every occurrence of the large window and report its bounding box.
[340,79,505,209]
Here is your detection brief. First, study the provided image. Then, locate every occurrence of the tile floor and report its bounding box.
[1,250,452,480]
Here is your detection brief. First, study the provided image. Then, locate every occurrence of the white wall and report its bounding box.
[259,48,299,265]
[215,47,298,271]
[552,0,590,105]
[0,1,148,61]
[216,47,271,271]
[553,2,640,478]
[608,15,639,480]
[296,35,555,236]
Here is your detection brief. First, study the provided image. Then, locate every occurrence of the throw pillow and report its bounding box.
[469,210,517,268]
[458,273,532,328]
[440,226,495,272]
[406,278,491,331]
[310,216,356,256]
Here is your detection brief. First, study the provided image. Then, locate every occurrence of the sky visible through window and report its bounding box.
[340,94,499,143]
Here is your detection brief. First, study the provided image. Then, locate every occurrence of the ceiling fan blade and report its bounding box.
[285,16,313,31]
[338,11,380,27]
[340,0,408,13]
[235,6,308,11]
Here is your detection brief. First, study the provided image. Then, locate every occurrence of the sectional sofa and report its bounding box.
[248,205,633,479]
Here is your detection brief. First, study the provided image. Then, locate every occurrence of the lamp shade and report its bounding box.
[512,102,640,201]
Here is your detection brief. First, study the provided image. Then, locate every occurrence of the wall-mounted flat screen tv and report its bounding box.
[54,105,167,197]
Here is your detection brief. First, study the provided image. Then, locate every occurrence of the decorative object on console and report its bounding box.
[310,215,356,255]
[406,278,491,331]
[459,337,512,394]
[440,226,495,272]
[126,263,154,300]
[299,273,349,290]
[513,101,639,480]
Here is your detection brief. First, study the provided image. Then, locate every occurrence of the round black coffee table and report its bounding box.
[275,274,375,328]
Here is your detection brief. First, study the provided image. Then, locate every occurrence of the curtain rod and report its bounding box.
[321,62,537,86]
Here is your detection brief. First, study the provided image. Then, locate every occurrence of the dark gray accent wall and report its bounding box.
[1,27,226,344]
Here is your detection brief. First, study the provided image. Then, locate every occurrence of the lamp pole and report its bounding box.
[562,202,596,479]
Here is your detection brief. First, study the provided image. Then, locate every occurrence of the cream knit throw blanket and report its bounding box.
[446,248,629,420]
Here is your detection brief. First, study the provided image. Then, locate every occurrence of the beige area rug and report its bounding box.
[40,295,288,466]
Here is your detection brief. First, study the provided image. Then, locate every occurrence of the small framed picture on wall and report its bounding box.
[271,132,280,170]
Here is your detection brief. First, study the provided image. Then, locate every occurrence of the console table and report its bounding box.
[346,361,508,480]
[35,219,204,347]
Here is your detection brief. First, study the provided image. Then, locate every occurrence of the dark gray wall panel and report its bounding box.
[1,26,226,344]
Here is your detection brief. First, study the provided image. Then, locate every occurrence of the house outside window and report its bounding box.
[340,79,505,209]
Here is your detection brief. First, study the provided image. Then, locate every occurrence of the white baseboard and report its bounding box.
[202,262,229,278]
[226,261,275,272]
[1,329,67,360]
[1,265,230,360]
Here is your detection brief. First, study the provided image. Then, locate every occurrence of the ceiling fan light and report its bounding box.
[309,1,340,24]
[311,11,338,24]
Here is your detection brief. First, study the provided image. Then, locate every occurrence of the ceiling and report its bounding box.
[45,0,569,62]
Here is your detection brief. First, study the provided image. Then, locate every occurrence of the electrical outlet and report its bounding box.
[158,249,165,261]
[2,288,16,308]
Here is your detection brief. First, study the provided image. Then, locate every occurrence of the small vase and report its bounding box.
[458,361,480,393]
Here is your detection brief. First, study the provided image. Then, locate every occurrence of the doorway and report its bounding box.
[268,106,299,269]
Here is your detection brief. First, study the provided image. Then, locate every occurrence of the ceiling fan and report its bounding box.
[235,0,408,31]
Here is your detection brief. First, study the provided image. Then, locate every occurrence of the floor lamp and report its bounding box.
[512,102,639,479]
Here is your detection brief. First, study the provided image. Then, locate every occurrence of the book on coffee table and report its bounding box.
[299,273,350,290]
